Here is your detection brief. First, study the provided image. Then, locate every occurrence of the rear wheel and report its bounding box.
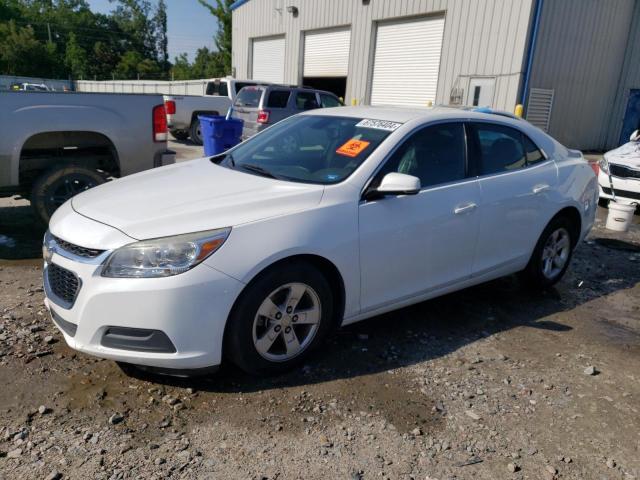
[225,263,334,375]
[189,118,203,145]
[522,216,575,288]
[31,165,106,225]
[170,129,189,141]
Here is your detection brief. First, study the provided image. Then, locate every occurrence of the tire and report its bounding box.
[31,165,106,226]
[170,129,189,141]
[225,262,335,375]
[189,118,203,145]
[522,215,576,289]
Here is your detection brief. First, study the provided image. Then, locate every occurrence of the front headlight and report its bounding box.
[102,228,231,278]
[599,157,609,174]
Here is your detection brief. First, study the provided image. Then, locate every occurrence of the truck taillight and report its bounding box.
[164,100,176,115]
[153,104,168,142]
[257,110,270,124]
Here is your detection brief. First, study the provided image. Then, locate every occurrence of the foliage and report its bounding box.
[0,0,232,81]
[196,0,232,75]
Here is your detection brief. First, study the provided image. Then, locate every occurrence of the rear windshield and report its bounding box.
[234,87,263,107]
[222,115,399,185]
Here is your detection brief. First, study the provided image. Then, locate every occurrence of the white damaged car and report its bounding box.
[43,107,598,376]
[598,130,640,205]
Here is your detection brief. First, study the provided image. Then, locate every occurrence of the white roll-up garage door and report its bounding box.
[252,36,285,83]
[370,16,445,107]
[303,28,351,77]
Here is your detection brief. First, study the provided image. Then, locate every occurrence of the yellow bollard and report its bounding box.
[351,98,358,106]
[514,104,524,118]
[427,101,433,107]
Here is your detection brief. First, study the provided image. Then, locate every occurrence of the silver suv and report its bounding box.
[231,85,342,140]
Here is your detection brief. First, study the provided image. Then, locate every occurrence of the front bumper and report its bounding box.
[598,169,640,203]
[43,248,244,370]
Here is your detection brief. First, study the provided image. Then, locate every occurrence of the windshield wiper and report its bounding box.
[238,163,278,179]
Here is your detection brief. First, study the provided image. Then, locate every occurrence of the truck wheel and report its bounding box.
[170,129,189,141]
[189,119,203,145]
[31,165,106,225]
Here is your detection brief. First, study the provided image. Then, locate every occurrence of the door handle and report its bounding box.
[454,202,477,215]
[532,184,550,194]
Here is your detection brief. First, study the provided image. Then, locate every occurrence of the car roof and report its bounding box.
[303,105,526,125]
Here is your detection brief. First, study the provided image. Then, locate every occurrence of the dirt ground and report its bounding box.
[1,167,639,479]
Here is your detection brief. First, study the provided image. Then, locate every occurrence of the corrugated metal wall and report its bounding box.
[527,0,636,150]
[232,0,535,111]
[606,0,640,148]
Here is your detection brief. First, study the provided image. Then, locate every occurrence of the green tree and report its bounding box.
[115,50,144,79]
[64,32,88,79]
[171,53,192,80]
[154,0,169,76]
[190,46,225,78]
[0,21,54,76]
[196,0,232,75]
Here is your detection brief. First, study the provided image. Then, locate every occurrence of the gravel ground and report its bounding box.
[1,153,639,479]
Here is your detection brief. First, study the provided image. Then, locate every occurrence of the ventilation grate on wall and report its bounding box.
[526,88,554,132]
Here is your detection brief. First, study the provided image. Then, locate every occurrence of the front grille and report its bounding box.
[53,235,104,259]
[47,264,80,307]
[610,164,640,179]
[601,186,640,200]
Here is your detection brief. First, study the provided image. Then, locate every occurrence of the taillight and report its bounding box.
[257,110,270,124]
[153,104,168,142]
[164,100,176,115]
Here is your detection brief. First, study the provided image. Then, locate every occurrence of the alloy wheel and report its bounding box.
[541,227,570,279]
[252,282,321,362]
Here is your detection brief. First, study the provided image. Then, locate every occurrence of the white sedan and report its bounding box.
[43,106,598,375]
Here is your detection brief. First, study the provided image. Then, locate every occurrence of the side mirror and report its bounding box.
[366,172,421,200]
[630,130,640,142]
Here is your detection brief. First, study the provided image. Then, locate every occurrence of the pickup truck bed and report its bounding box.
[0,91,175,223]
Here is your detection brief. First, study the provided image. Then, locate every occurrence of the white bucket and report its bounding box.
[605,201,637,232]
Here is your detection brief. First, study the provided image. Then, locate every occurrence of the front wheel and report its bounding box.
[225,263,334,375]
[522,216,575,288]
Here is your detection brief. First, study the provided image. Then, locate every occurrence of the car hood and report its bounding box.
[604,141,640,169]
[71,158,325,239]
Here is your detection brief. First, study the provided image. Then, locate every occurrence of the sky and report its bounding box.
[86,0,219,61]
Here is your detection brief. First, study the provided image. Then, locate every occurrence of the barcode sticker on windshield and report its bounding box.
[356,119,402,131]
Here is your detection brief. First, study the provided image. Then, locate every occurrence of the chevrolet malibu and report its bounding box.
[43,107,598,376]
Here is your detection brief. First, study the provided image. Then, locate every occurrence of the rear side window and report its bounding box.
[234,88,263,107]
[205,82,216,95]
[296,91,319,110]
[218,82,228,97]
[471,123,526,175]
[320,94,341,108]
[267,90,291,108]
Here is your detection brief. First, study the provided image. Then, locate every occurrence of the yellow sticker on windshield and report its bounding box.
[336,139,370,157]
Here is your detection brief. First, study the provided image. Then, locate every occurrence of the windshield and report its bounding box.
[222,115,397,184]
[234,87,263,107]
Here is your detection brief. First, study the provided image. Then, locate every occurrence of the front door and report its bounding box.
[467,122,558,276]
[358,122,481,312]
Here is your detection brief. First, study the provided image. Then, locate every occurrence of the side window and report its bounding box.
[296,91,319,110]
[378,123,466,189]
[523,135,545,165]
[205,82,217,95]
[218,82,228,97]
[267,90,291,108]
[320,94,341,108]
[472,123,526,175]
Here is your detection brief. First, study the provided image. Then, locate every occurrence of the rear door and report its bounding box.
[468,122,558,276]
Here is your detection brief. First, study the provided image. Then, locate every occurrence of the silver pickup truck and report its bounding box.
[0,91,175,224]
[164,77,264,144]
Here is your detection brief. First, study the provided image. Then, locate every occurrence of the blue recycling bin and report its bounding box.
[198,115,243,156]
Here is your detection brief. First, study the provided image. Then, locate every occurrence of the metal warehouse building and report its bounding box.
[231,0,640,151]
